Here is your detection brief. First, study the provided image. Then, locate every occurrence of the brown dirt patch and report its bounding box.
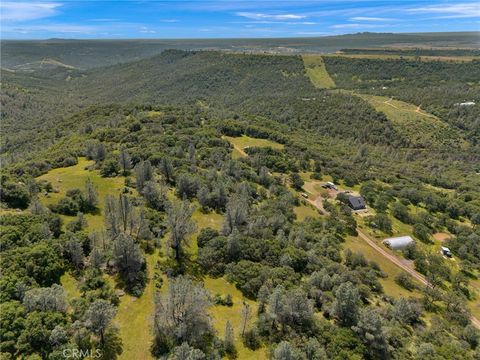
[433,232,451,242]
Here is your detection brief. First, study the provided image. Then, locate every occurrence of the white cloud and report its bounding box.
[159,19,179,23]
[0,1,62,22]
[350,16,392,21]
[139,26,156,33]
[407,3,480,19]
[234,20,316,25]
[236,12,306,21]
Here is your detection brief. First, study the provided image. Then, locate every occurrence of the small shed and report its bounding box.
[383,236,414,250]
[348,196,366,210]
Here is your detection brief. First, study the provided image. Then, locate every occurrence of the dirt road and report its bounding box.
[306,195,327,215]
[306,195,480,329]
[384,98,399,109]
[357,229,480,329]
[356,229,428,285]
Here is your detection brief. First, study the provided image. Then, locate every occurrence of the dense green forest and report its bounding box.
[1,44,480,360]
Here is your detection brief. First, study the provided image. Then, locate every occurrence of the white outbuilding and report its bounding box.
[383,236,414,250]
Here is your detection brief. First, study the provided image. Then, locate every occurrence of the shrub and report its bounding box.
[101,159,120,177]
[395,272,416,291]
[213,293,233,307]
[197,227,219,248]
[242,328,261,350]
[0,176,31,209]
[50,197,79,216]
[290,172,304,190]
[367,214,392,234]
[413,223,432,243]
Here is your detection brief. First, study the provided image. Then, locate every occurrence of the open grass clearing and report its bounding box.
[299,173,332,198]
[223,135,284,158]
[469,279,480,319]
[302,55,336,88]
[116,252,159,360]
[294,202,319,221]
[186,205,224,256]
[204,277,267,360]
[469,301,480,320]
[36,157,125,231]
[354,93,466,149]
[60,272,81,303]
[192,208,223,231]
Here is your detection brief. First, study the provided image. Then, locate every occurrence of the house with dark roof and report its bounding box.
[347,196,366,210]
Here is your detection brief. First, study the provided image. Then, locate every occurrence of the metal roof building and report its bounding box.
[348,196,366,210]
[383,236,414,250]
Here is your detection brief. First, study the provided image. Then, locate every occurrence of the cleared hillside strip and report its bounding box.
[302,55,336,88]
[353,93,467,149]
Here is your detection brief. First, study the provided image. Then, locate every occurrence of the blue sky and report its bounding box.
[1,1,479,39]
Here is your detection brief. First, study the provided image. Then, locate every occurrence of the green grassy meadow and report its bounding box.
[37,158,125,230]
[204,277,268,359]
[294,202,319,221]
[223,135,284,159]
[355,93,465,149]
[116,252,158,360]
[302,55,336,89]
[60,272,81,302]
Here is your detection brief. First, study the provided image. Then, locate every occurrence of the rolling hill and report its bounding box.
[2,32,479,70]
[1,37,480,360]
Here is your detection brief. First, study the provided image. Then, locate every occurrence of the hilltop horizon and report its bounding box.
[2,30,480,42]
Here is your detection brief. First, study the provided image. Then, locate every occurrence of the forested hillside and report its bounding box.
[323,57,480,144]
[1,51,404,158]
[1,46,480,360]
